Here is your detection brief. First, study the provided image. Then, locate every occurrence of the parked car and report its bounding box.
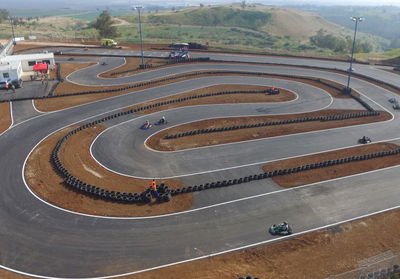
[0,79,23,89]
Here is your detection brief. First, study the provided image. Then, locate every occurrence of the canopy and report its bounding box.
[32,63,48,72]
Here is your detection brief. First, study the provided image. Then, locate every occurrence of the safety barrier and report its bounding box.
[1,67,397,104]
[163,111,380,139]
[0,70,346,103]
[49,102,396,204]
[109,57,211,76]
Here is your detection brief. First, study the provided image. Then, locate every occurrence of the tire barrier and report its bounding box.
[237,276,260,279]
[49,103,400,204]
[0,69,364,103]
[110,57,211,76]
[163,111,380,139]
[56,62,62,82]
[349,264,400,279]
[350,92,375,112]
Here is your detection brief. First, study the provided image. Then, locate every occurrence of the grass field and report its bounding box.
[355,48,400,61]
[2,5,395,58]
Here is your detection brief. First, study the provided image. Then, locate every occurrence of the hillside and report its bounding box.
[118,4,386,53]
[0,4,388,55]
[292,5,400,48]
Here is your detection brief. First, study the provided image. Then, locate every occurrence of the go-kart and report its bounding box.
[140,122,152,130]
[269,221,292,236]
[394,103,400,110]
[358,136,371,144]
[266,87,280,95]
[154,118,168,125]
[388,98,397,103]
[101,61,107,66]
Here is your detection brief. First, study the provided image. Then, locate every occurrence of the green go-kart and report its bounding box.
[269,221,292,236]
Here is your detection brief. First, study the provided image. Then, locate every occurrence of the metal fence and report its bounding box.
[326,252,400,279]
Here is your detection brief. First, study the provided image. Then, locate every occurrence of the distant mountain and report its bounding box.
[144,5,384,44]
[291,5,400,48]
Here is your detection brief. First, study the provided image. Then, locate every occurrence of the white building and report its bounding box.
[0,52,55,82]
[0,60,22,82]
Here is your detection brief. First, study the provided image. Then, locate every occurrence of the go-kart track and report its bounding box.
[1,46,400,279]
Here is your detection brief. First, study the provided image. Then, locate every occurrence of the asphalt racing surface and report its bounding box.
[1,48,400,278]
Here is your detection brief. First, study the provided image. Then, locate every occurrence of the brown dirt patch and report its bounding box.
[99,57,168,78]
[0,102,12,133]
[34,71,348,112]
[2,208,400,279]
[25,125,191,217]
[59,62,97,78]
[129,84,296,115]
[263,142,400,187]
[147,110,391,151]
[117,209,400,279]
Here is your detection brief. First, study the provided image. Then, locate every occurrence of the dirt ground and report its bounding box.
[147,110,391,151]
[24,125,191,217]
[129,84,296,115]
[0,102,12,133]
[2,208,400,279]
[35,71,348,112]
[263,142,400,187]
[98,57,168,78]
[59,62,97,78]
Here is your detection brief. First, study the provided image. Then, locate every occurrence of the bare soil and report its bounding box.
[98,57,168,78]
[263,142,400,187]
[2,208,400,279]
[147,110,391,151]
[0,102,11,133]
[24,125,191,217]
[60,62,97,78]
[129,85,296,115]
[35,71,348,112]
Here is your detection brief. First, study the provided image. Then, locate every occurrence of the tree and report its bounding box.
[241,0,246,9]
[93,10,118,38]
[0,9,9,23]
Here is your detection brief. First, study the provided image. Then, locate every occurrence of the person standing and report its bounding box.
[149,179,159,199]
[11,84,15,93]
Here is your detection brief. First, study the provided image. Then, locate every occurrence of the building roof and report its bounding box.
[1,52,54,63]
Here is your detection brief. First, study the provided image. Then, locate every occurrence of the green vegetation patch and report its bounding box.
[147,7,271,30]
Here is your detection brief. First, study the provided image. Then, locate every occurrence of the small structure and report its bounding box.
[0,60,23,86]
[0,50,55,82]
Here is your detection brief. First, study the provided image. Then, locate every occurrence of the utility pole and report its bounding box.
[135,6,145,68]
[8,17,16,45]
[345,16,364,93]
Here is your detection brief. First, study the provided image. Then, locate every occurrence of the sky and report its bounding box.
[1,0,400,8]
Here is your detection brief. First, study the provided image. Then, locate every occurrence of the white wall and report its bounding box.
[0,69,19,81]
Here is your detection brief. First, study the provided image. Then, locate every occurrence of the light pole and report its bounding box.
[345,16,364,93]
[135,6,145,68]
[8,16,16,45]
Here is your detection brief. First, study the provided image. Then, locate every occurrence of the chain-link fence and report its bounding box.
[326,253,400,279]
